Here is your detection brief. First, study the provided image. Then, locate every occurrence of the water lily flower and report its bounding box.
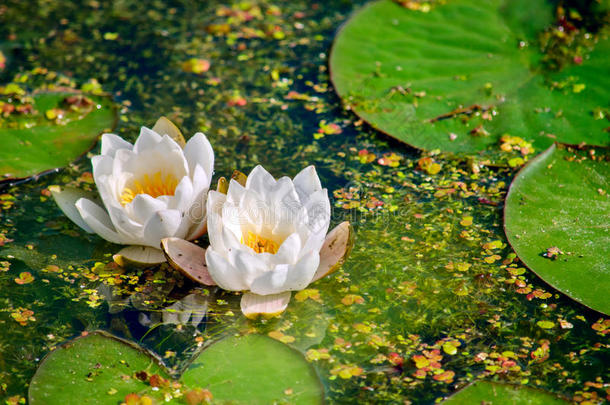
[52,118,214,262]
[162,165,352,318]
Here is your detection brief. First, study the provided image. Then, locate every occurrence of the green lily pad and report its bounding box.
[181,334,323,404]
[29,332,323,404]
[0,91,116,182]
[29,331,173,405]
[329,0,609,154]
[443,381,568,404]
[504,144,610,314]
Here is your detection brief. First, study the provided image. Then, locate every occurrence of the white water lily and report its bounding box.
[199,165,352,317]
[53,120,214,252]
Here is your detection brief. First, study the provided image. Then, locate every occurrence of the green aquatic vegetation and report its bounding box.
[0,0,609,404]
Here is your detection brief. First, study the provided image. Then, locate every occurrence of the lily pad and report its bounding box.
[443,381,568,404]
[504,144,610,314]
[0,91,116,182]
[29,331,323,404]
[181,334,324,404]
[329,0,609,153]
[29,331,172,405]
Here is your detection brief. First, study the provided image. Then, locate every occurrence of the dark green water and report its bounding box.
[0,0,608,403]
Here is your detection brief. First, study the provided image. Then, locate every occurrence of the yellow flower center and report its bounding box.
[242,231,280,254]
[120,171,179,205]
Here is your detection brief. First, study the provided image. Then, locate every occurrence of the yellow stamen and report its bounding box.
[120,171,179,205]
[242,231,280,254]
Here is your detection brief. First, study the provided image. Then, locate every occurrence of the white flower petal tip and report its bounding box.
[240,291,291,320]
[151,116,186,148]
[49,185,97,233]
[113,245,167,268]
[312,221,354,283]
[161,237,216,286]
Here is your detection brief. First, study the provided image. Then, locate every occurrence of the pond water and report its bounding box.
[0,0,608,404]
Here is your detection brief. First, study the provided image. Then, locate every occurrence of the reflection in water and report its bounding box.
[98,283,210,330]
[158,293,208,327]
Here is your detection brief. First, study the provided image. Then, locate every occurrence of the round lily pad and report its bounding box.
[29,331,172,405]
[443,381,568,404]
[0,91,116,182]
[504,144,610,314]
[329,0,609,153]
[181,334,324,404]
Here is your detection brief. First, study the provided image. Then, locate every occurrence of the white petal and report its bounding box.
[240,291,291,319]
[129,194,167,224]
[183,132,214,178]
[133,126,162,152]
[168,176,194,212]
[293,165,322,202]
[100,133,133,157]
[226,178,246,206]
[117,147,189,183]
[75,198,127,245]
[221,204,245,243]
[300,232,326,260]
[228,248,269,287]
[185,191,208,240]
[50,186,95,233]
[94,173,125,219]
[205,249,249,291]
[269,177,301,217]
[206,191,227,250]
[152,134,184,155]
[273,232,301,265]
[106,204,143,239]
[142,209,184,248]
[191,164,211,195]
[91,155,114,179]
[304,189,331,237]
[250,264,289,295]
[185,165,211,240]
[246,165,276,194]
[221,224,243,252]
[250,252,320,295]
